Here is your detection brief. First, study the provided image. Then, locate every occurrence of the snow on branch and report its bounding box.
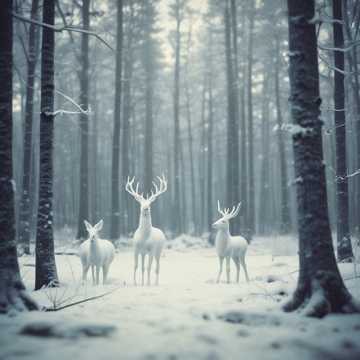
[12,11,114,51]
[318,40,360,53]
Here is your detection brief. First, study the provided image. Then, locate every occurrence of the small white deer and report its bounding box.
[79,220,115,285]
[126,175,167,286]
[213,201,249,284]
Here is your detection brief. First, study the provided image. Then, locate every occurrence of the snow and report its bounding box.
[1,235,360,360]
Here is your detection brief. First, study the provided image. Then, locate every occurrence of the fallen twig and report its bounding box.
[45,285,123,312]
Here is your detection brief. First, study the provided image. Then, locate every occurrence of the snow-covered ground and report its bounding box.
[1,235,360,360]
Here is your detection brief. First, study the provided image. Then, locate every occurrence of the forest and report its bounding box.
[0,0,360,359]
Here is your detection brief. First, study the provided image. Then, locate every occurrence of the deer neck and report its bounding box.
[89,237,100,263]
[138,211,152,238]
[217,226,231,242]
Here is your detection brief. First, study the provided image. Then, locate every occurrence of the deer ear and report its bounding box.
[84,220,92,232]
[94,219,104,231]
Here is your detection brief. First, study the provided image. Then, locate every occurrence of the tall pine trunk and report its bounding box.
[284,0,358,317]
[18,0,40,254]
[110,0,123,240]
[77,0,90,240]
[333,0,353,262]
[0,0,38,313]
[274,34,291,234]
[247,0,255,240]
[173,5,181,235]
[35,0,59,290]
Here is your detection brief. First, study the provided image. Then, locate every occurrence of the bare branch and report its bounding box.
[12,11,114,51]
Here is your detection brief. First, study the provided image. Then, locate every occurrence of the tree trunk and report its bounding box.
[173,5,182,235]
[77,0,90,240]
[144,2,153,194]
[0,0,38,313]
[18,0,40,254]
[121,8,135,236]
[283,0,359,317]
[274,34,292,234]
[207,71,214,232]
[333,0,353,261]
[35,0,59,290]
[225,0,240,233]
[247,0,255,240]
[110,0,123,240]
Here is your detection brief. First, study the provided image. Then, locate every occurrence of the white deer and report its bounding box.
[79,220,115,285]
[126,175,167,286]
[213,201,249,284]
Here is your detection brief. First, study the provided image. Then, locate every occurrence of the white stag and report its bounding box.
[126,175,167,286]
[213,201,249,284]
[79,220,115,285]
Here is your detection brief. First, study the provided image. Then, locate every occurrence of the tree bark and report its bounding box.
[77,0,90,240]
[224,0,240,233]
[110,0,123,240]
[35,0,59,290]
[18,0,40,254]
[333,0,353,262]
[274,33,292,234]
[173,0,182,235]
[247,0,255,240]
[0,0,38,313]
[284,0,359,317]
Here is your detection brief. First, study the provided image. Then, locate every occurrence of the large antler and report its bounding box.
[147,175,168,203]
[217,200,241,219]
[125,177,145,203]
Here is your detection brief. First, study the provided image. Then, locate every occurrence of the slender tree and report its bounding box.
[110,0,123,240]
[143,1,154,193]
[224,0,240,233]
[247,0,255,239]
[35,0,59,290]
[284,0,359,317]
[274,32,291,233]
[0,0,38,313]
[18,0,40,254]
[77,0,91,240]
[332,0,353,262]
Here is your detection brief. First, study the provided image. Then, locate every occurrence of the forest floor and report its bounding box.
[1,235,360,360]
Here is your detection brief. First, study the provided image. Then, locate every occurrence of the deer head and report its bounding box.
[84,219,104,242]
[125,175,167,218]
[212,201,241,231]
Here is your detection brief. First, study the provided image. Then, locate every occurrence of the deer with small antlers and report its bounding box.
[213,201,249,284]
[126,175,167,286]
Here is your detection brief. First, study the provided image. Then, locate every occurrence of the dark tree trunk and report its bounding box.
[77,0,90,240]
[284,0,359,317]
[258,76,271,234]
[110,0,123,240]
[224,0,240,233]
[274,34,292,234]
[333,0,353,262]
[247,0,255,240]
[207,72,214,232]
[121,8,134,235]
[173,3,182,235]
[0,0,38,313]
[18,0,40,254]
[35,0,59,290]
[144,2,154,194]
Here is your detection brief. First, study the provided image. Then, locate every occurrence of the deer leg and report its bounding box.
[103,265,108,284]
[96,266,100,286]
[240,255,249,283]
[134,251,139,286]
[141,254,145,286]
[233,257,240,283]
[91,266,95,286]
[226,256,231,283]
[82,264,89,282]
[147,254,154,286]
[217,256,224,283]
[155,256,160,286]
